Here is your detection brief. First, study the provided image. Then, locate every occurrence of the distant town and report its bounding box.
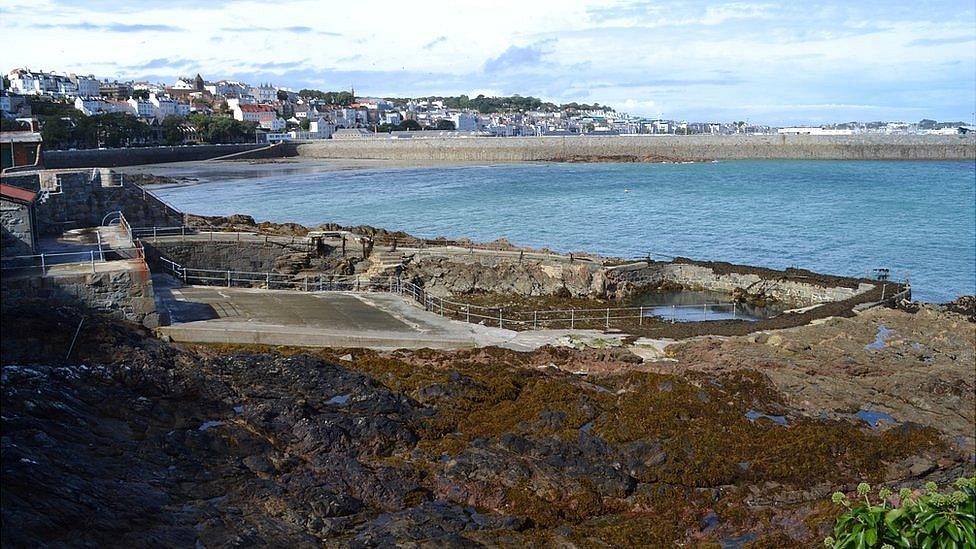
[1,67,973,153]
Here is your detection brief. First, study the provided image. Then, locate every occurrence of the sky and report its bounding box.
[1,0,974,125]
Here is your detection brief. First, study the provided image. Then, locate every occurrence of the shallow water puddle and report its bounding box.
[865,325,893,350]
[855,409,896,428]
[745,410,788,426]
[326,394,351,405]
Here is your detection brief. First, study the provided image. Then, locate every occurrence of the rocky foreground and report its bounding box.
[1,303,973,547]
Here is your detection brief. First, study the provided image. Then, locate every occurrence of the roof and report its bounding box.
[237,104,276,113]
[0,131,43,144]
[0,184,38,204]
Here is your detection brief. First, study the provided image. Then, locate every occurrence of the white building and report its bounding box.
[69,74,100,96]
[309,117,335,137]
[127,98,156,119]
[149,93,179,119]
[451,112,478,131]
[383,112,402,125]
[73,96,126,115]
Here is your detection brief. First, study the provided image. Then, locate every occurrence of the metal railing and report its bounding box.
[391,279,744,330]
[153,252,748,331]
[0,246,146,275]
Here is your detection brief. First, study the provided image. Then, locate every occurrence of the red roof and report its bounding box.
[0,183,37,204]
[237,104,276,113]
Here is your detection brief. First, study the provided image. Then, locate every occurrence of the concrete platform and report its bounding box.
[153,278,614,351]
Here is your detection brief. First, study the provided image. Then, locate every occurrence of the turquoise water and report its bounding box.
[153,160,976,302]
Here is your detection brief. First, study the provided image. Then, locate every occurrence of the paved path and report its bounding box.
[153,277,618,351]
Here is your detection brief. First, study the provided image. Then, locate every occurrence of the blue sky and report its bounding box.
[1,0,974,124]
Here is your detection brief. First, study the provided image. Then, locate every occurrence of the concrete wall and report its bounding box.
[0,262,160,327]
[298,134,976,162]
[43,144,273,169]
[1,171,183,234]
[0,198,35,256]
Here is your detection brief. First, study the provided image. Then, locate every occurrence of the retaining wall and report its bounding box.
[43,144,273,169]
[142,240,311,273]
[0,262,160,327]
[297,134,975,162]
[1,171,183,234]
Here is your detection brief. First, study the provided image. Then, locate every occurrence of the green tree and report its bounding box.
[161,116,185,145]
[131,89,150,100]
[398,119,421,131]
[40,117,75,149]
[299,118,310,131]
[435,119,456,130]
[276,89,289,101]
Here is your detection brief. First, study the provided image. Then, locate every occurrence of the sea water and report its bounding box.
[152,160,976,302]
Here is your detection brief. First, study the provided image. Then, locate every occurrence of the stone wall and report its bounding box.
[0,262,160,327]
[604,262,875,305]
[1,198,35,256]
[298,134,975,162]
[1,171,183,235]
[142,240,312,273]
[43,144,277,169]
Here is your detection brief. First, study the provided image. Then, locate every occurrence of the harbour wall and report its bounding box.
[42,143,296,169]
[297,134,976,162]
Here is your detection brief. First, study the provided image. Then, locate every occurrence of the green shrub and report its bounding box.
[824,477,975,548]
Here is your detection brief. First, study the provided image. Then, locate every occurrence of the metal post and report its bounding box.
[40,253,45,275]
[606,308,610,329]
[153,226,157,243]
[571,309,575,330]
[304,276,308,292]
[181,225,185,241]
[881,284,886,301]
[704,303,707,320]
[672,304,676,323]
[639,306,643,325]
[90,250,95,273]
[533,310,537,329]
[226,270,231,287]
[266,272,270,288]
[466,306,470,323]
[732,302,736,319]
[498,309,502,329]
[182,267,187,283]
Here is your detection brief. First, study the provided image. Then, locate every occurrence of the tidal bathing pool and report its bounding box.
[629,290,786,322]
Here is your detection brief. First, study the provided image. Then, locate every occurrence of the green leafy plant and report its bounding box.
[824,477,975,548]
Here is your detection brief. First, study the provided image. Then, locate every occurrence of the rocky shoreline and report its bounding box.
[2,296,973,546]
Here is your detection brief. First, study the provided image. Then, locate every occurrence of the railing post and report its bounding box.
[304,276,308,292]
[606,308,610,329]
[182,267,187,283]
[266,271,270,288]
[90,250,95,273]
[466,306,470,323]
[40,253,45,275]
[498,309,502,329]
[226,270,231,287]
[533,310,537,329]
[571,309,575,330]
[181,225,185,241]
[153,226,157,243]
[732,302,736,319]
[639,306,643,325]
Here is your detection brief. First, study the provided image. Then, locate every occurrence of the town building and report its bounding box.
[0,183,39,255]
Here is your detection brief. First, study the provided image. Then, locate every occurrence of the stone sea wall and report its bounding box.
[297,134,975,162]
[43,143,283,169]
[605,262,875,305]
[0,263,160,327]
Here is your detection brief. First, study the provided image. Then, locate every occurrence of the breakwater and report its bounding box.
[297,134,975,162]
[43,142,297,169]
